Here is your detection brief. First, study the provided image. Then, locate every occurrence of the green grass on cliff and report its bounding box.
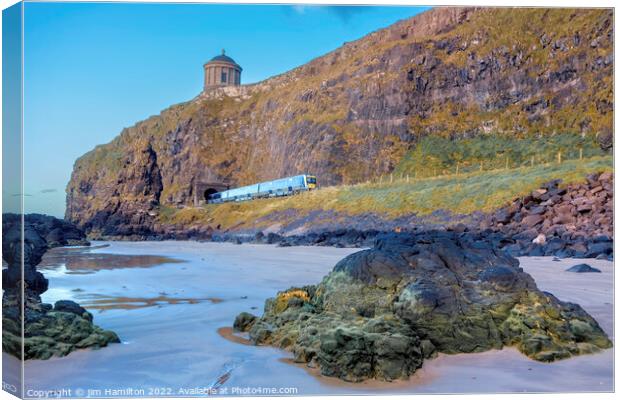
[394,133,606,178]
[157,156,612,230]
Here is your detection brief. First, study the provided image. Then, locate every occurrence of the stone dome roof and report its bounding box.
[207,50,241,69]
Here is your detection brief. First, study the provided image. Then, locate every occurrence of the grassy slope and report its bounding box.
[158,156,612,231]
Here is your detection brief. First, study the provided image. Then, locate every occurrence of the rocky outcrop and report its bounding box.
[2,213,90,248]
[66,7,613,236]
[486,172,613,259]
[234,231,612,382]
[2,216,120,360]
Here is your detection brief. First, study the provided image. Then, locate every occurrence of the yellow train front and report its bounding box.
[208,174,317,203]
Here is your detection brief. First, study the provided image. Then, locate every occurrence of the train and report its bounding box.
[207,174,317,204]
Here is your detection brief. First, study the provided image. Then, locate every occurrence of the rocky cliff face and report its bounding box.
[66,7,613,235]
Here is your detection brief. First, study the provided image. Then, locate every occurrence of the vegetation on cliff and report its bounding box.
[156,156,611,233]
[66,7,613,234]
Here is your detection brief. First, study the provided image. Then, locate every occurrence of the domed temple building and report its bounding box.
[203,49,242,90]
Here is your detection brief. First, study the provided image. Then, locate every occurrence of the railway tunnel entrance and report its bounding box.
[193,181,231,206]
[204,188,219,200]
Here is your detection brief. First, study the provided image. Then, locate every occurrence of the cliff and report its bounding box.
[66,7,613,235]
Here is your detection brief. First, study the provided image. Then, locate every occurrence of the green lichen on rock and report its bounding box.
[235,231,612,382]
[2,216,120,360]
[2,293,121,360]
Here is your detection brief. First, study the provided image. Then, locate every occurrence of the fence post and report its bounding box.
[406,174,409,183]
[579,148,583,160]
[390,173,393,184]
[557,151,562,164]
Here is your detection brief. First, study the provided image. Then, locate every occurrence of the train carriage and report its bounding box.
[207,174,317,203]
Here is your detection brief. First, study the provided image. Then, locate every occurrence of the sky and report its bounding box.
[12,2,430,217]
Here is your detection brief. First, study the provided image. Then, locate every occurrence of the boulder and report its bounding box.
[2,214,119,360]
[532,234,546,245]
[522,214,544,228]
[566,264,601,273]
[233,312,257,332]
[236,231,612,382]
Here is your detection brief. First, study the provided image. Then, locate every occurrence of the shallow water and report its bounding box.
[6,242,613,397]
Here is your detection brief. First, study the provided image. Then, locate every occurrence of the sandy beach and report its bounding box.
[9,241,613,396]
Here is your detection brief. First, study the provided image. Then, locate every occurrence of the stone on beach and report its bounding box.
[566,264,601,273]
[2,215,120,360]
[235,231,612,382]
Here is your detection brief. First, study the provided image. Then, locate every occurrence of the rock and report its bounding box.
[532,234,546,245]
[543,237,566,255]
[2,214,120,360]
[236,231,612,382]
[2,224,49,294]
[577,203,593,213]
[2,290,121,360]
[54,300,89,318]
[566,264,601,273]
[253,231,265,243]
[494,209,514,224]
[233,312,257,332]
[3,213,89,248]
[529,206,546,215]
[522,214,544,228]
[599,172,612,182]
[585,241,613,258]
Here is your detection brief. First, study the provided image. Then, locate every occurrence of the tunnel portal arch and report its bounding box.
[204,188,219,200]
[194,181,231,205]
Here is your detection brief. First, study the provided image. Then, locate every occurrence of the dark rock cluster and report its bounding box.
[234,231,612,382]
[2,215,119,360]
[251,229,379,248]
[485,172,613,259]
[2,213,90,248]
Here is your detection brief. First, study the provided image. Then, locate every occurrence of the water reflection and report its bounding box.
[39,245,183,273]
[76,293,224,311]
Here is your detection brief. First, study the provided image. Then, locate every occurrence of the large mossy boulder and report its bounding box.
[2,297,120,360]
[235,231,612,382]
[2,216,119,360]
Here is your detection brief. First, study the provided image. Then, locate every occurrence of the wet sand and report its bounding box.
[217,327,252,346]
[12,242,613,396]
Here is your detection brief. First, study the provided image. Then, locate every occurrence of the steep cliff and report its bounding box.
[66,7,613,235]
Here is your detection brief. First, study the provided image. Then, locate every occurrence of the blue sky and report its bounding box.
[17,2,429,217]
